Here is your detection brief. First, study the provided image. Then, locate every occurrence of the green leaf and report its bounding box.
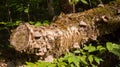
[25,62,36,67]
[68,55,79,63]
[80,0,88,4]
[29,21,35,25]
[35,62,48,67]
[43,20,50,26]
[34,22,42,27]
[70,64,75,67]
[57,58,64,62]
[48,64,56,67]
[111,49,120,59]
[68,56,74,64]
[63,53,80,67]
[79,49,86,55]
[79,55,88,65]
[88,46,96,52]
[15,21,21,25]
[74,50,80,54]
[24,8,29,13]
[74,61,80,67]
[73,56,80,67]
[94,56,103,64]
[106,42,120,51]
[88,55,93,63]
[0,22,6,24]
[83,44,96,52]
[83,45,89,50]
[91,64,97,67]
[43,23,49,26]
[74,0,79,4]
[68,0,74,4]
[97,45,106,53]
[106,42,113,51]
[106,42,120,59]
[57,62,67,67]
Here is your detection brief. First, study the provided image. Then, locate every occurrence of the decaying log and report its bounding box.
[10,0,120,59]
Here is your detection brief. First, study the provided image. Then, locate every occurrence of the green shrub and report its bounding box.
[24,44,107,67]
[106,42,120,59]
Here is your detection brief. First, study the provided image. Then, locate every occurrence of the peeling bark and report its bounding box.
[10,0,120,59]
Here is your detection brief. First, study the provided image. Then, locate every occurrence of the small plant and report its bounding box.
[25,61,56,67]
[72,44,106,67]
[0,21,21,31]
[0,21,50,31]
[24,44,107,67]
[29,20,50,27]
[106,42,120,59]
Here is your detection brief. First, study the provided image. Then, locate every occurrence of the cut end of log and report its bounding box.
[10,23,29,51]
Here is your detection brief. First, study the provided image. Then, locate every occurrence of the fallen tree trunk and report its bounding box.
[10,0,120,59]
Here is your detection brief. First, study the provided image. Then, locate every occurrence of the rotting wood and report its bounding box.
[10,0,120,60]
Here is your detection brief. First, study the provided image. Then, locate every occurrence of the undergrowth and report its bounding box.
[24,42,120,67]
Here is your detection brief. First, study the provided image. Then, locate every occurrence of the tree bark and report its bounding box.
[10,0,120,59]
